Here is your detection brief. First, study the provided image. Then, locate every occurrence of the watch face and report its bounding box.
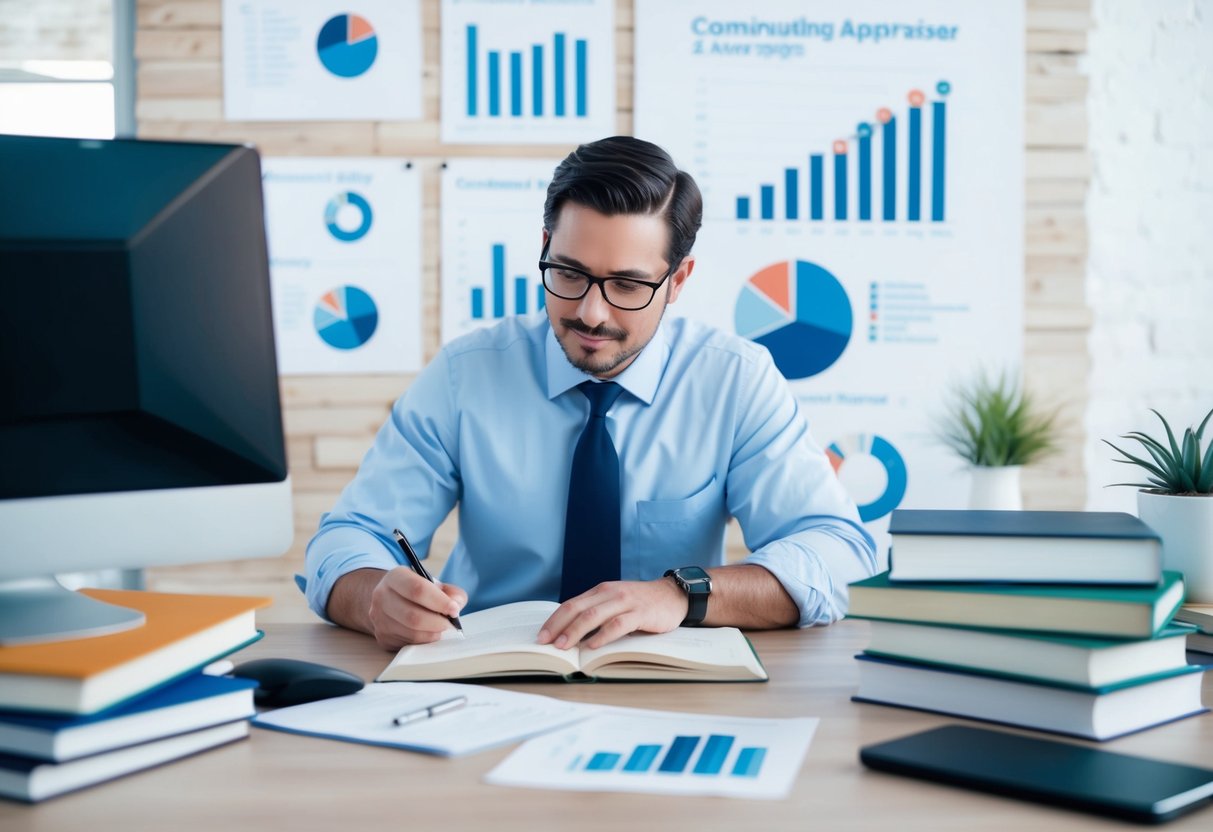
[678,566,711,590]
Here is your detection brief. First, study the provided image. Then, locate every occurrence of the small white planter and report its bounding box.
[1137,491,1213,603]
[968,466,1023,511]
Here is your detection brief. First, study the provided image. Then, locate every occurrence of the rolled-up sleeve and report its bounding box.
[726,351,878,627]
[301,349,462,621]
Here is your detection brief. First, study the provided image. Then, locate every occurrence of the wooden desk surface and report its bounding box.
[4,619,1212,831]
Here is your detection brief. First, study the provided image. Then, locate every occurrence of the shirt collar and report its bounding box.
[545,318,668,405]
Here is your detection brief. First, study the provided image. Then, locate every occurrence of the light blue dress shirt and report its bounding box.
[302,314,877,627]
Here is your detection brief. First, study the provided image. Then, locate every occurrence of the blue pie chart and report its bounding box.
[734,260,852,379]
[316,14,378,79]
[325,191,373,242]
[314,286,378,350]
[826,434,908,522]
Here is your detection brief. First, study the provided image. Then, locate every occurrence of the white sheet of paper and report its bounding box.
[260,156,423,375]
[439,159,559,345]
[252,682,597,757]
[485,708,819,799]
[223,0,422,121]
[439,0,616,144]
[634,0,1025,563]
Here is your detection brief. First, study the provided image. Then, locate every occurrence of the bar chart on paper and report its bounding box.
[440,0,615,143]
[485,709,818,799]
[468,243,546,321]
[733,82,950,225]
[440,159,558,344]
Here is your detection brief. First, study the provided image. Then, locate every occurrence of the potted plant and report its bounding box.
[1105,408,1213,602]
[934,369,1060,510]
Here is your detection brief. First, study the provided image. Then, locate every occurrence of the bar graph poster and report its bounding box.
[222,0,422,121]
[440,158,560,344]
[261,157,423,374]
[440,0,615,144]
[636,0,1023,560]
[486,710,818,799]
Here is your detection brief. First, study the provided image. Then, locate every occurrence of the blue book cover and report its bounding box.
[889,509,1160,540]
[0,674,257,731]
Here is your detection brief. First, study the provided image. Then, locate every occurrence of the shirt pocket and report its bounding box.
[627,477,726,577]
[636,476,720,524]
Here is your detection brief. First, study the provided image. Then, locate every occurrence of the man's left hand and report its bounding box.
[536,579,687,649]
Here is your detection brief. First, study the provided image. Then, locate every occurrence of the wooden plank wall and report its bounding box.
[136,0,1091,603]
[0,0,112,61]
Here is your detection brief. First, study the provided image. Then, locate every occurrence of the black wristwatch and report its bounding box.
[664,566,712,627]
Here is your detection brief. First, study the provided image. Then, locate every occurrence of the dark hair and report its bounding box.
[543,136,703,267]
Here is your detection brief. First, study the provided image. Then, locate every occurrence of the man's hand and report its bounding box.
[536,578,687,650]
[329,567,466,651]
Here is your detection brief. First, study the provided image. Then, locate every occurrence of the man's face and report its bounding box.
[543,203,694,379]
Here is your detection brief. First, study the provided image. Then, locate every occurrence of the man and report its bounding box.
[302,136,876,651]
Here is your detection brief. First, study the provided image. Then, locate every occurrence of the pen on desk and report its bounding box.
[392,695,468,727]
[393,528,464,635]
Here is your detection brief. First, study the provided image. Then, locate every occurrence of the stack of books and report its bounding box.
[847,509,1207,741]
[1174,607,1213,655]
[0,589,269,802]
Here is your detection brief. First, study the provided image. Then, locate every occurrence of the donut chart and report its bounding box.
[316,14,379,79]
[734,260,852,379]
[314,286,379,350]
[325,191,373,242]
[826,433,908,522]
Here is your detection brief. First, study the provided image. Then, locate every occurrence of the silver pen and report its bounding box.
[391,695,469,727]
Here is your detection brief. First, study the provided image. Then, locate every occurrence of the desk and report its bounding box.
[4,619,1212,831]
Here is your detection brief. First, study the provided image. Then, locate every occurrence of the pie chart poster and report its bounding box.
[261,157,422,375]
[675,223,1021,563]
[223,0,422,121]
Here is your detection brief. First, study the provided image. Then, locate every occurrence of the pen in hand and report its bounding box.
[392,528,464,636]
[392,695,468,727]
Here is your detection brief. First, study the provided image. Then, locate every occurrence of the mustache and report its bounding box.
[560,318,627,340]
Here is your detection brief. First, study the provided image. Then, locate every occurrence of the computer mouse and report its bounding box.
[230,658,365,708]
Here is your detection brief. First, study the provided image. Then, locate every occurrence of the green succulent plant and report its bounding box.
[1104,408,1213,495]
[934,370,1060,467]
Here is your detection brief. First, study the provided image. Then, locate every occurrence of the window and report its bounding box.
[0,0,132,139]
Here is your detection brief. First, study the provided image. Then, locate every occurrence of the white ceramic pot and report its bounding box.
[968,466,1023,511]
[1137,491,1213,602]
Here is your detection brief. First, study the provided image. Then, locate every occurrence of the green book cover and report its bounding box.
[847,571,1185,638]
[850,618,1197,647]
[850,570,1183,603]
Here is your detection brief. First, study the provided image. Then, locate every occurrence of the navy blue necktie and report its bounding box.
[560,381,624,601]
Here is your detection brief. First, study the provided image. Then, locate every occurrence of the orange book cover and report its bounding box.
[0,590,271,679]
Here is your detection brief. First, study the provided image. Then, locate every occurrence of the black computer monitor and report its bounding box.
[0,135,293,644]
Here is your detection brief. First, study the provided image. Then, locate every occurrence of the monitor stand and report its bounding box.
[0,577,145,645]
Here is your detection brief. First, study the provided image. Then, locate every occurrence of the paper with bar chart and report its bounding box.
[261,157,422,374]
[222,0,421,121]
[441,159,560,344]
[637,0,1023,555]
[440,0,615,144]
[486,709,818,799]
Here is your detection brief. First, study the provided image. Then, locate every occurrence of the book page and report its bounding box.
[580,627,766,679]
[379,601,575,679]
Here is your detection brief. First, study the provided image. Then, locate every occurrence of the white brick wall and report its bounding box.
[1085,0,1213,511]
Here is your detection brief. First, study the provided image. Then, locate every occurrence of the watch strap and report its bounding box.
[664,567,710,627]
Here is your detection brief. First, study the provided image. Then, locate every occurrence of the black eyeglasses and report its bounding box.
[538,244,676,311]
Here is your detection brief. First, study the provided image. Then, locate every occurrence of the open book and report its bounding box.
[376,601,768,683]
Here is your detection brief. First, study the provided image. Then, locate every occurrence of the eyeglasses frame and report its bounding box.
[537,243,679,312]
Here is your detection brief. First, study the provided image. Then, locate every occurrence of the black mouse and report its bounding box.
[231,658,365,707]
